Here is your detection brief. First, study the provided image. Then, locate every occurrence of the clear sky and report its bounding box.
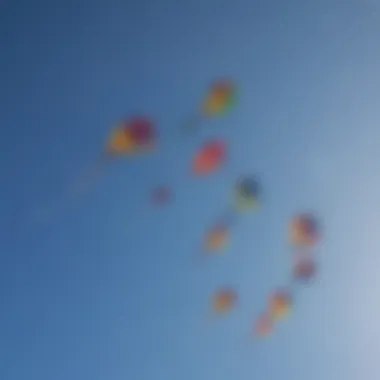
[2,0,380,379]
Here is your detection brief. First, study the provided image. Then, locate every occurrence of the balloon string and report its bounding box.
[71,154,109,196]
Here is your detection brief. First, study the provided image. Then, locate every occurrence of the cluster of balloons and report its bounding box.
[76,79,322,343]
[80,80,234,193]
[203,176,261,254]
[208,212,321,341]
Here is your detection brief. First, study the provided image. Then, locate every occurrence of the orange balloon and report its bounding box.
[205,226,229,253]
[107,127,136,155]
[193,140,227,175]
[269,291,292,321]
[212,288,237,314]
[290,214,319,247]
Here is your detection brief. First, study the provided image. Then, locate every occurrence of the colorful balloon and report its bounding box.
[108,116,156,155]
[107,127,136,155]
[269,290,292,321]
[293,257,317,284]
[192,140,227,175]
[204,225,229,253]
[202,80,236,117]
[290,213,320,247]
[182,80,237,134]
[212,288,238,314]
[235,176,261,211]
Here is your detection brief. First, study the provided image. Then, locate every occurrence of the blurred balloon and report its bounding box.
[183,79,237,134]
[293,257,317,284]
[204,224,230,253]
[269,290,292,321]
[192,140,227,175]
[290,213,320,247]
[77,116,157,192]
[202,80,236,117]
[212,288,238,314]
[108,116,156,155]
[235,176,261,211]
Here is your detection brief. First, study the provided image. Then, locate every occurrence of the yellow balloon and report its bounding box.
[203,94,225,116]
[107,127,136,155]
[206,229,228,252]
[213,290,236,314]
[269,293,292,321]
[235,194,259,212]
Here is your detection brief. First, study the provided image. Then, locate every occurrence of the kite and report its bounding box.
[192,140,227,175]
[183,79,237,134]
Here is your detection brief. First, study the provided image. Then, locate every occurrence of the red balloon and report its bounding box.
[129,117,156,145]
[192,140,227,175]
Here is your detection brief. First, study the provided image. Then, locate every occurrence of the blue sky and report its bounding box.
[2,0,380,379]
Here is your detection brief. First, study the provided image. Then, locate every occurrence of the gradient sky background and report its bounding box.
[2,0,380,379]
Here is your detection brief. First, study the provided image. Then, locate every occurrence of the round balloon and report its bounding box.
[204,225,229,253]
[293,257,317,284]
[212,288,237,314]
[235,176,261,211]
[269,290,292,321]
[193,140,227,175]
[290,213,320,247]
[203,80,236,117]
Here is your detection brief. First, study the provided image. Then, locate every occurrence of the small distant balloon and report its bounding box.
[68,116,157,197]
[183,79,237,134]
[235,176,261,211]
[293,257,317,284]
[192,140,227,175]
[204,225,230,253]
[269,290,292,321]
[108,116,156,155]
[290,213,320,248]
[212,288,238,314]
